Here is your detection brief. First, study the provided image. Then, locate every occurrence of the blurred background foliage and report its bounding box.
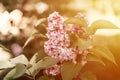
[0,0,120,80]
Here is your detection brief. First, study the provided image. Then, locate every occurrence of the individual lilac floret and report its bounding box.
[44,12,77,63]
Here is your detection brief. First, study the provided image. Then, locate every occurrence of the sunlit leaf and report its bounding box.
[61,61,82,80]
[13,63,26,79]
[86,53,105,66]
[64,17,87,27]
[23,34,47,48]
[3,69,16,80]
[93,29,120,66]
[80,72,96,80]
[28,56,59,76]
[88,20,118,34]
[90,45,116,65]
[0,60,15,69]
[94,29,120,36]
[10,54,29,65]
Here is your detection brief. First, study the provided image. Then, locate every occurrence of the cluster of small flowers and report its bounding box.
[44,12,77,63]
[70,25,88,39]
[44,64,61,76]
[44,12,92,76]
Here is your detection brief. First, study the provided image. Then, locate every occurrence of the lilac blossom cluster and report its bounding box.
[44,12,77,63]
[44,12,91,76]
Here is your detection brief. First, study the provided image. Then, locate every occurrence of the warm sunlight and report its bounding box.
[0,0,120,80]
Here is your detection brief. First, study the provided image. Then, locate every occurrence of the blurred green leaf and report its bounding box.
[34,18,47,27]
[80,72,96,80]
[28,56,59,76]
[34,18,47,35]
[23,34,47,48]
[78,39,91,50]
[86,53,105,66]
[0,44,11,52]
[0,45,12,60]
[3,69,16,80]
[90,45,116,65]
[0,60,15,69]
[10,54,29,65]
[88,20,118,34]
[61,61,82,80]
[64,17,87,27]
[13,63,26,79]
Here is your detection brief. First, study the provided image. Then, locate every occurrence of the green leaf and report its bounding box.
[0,60,15,69]
[37,75,49,80]
[64,17,87,27]
[0,46,12,60]
[36,49,47,62]
[23,33,47,48]
[78,39,92,50]
[90,45,116,65]
[30,51,47,65]
[80,72,96,80]
[0,44,11,52]
[86,53,105,66]
[26,51,47,75]
[69,33,91,50]
[29,52,38,65]
[3,69,16,80]
[13,63,27,79]
[88,20,118,34]
[3,64,27,80]
[61,61,82,80]
[34,18,47,35]
[28,56,59,76]
[34,18,47,27]
[10,54,29,65]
